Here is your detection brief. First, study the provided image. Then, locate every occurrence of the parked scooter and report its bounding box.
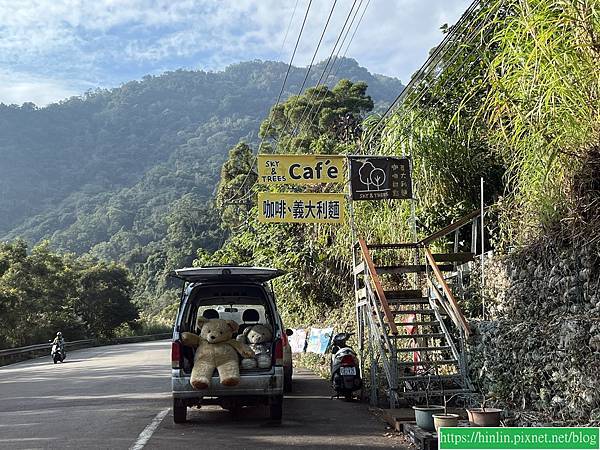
[330,332,362,401]
[51,343,66,364]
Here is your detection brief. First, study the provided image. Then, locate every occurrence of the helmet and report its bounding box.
[56,332,62,336]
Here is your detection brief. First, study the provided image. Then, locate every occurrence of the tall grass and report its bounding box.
[474,0,600,240]
[367,0,599,247]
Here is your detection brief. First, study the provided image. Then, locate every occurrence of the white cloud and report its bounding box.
[342,0,471,80]
[0,0,471,104]
[0,70,86,105]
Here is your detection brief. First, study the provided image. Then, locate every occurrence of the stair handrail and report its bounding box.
[357,239,399,336]
[423,247,471,337]
[419,209,481,246]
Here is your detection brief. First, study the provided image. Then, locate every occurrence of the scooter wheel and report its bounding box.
[344,393,353,402]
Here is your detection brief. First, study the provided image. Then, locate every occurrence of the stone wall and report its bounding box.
[466,240,600,425]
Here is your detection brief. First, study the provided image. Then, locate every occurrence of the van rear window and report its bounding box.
[181,284,274,333]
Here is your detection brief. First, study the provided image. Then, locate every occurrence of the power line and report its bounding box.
[361,0,482,148]
[294,0,339,97]
[223,0,313,205]
[280,0,301,53]
[378,0,495,128]
[291,0,360,135]
[265,0,315,141]
[329,0,371,80]
[362,0,481,146]
[301,0,371,131]
[298,0,369,133]
[323,0,365,81]
[370,0,502,154]
[277,0,340,138]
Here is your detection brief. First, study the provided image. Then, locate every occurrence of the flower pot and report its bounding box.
[467,408,503,427]
[412,405,444,431]
[433,413,460,431]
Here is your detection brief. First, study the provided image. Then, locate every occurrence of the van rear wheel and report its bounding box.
[173,398,187,423]
[269,395,283,423]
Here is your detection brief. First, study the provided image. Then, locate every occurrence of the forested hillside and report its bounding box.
[0,58,403,310]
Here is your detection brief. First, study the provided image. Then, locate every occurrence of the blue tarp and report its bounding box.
[306,327,333,354]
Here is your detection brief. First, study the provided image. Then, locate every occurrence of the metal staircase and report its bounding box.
[353,210,481,408]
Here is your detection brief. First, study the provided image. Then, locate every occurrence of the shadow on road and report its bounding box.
[148,368,406,449]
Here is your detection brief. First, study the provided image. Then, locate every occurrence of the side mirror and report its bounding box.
[285,329,294,336]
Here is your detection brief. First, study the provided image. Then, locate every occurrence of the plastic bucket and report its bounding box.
[413,405,444,431]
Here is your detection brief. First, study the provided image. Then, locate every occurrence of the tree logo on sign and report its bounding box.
[358,161,386,192]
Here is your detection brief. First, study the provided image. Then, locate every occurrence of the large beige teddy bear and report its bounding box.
[181,317,254,389]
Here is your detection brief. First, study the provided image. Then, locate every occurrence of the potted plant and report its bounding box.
[412,372,444,431]
[466,395,502,427]
[433,394,460,431]
[466,340,504,426]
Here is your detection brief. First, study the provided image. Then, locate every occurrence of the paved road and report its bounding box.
[0,341,406,449]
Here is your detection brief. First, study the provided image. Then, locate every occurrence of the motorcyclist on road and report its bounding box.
[52,332,65,352]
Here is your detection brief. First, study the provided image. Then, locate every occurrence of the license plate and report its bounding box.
[340,367,356,376]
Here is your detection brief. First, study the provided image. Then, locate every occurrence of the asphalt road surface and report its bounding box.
[0,341,407,449]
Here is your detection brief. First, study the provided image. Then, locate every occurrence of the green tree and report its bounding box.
[0,240,82,347]
[75,262,138,338]
[259,79,374,154]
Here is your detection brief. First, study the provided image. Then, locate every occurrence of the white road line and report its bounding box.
[129,408,169,450]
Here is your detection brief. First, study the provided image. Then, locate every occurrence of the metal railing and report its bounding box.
[357,238,398,335]
[424,247,471,337]
[0,339,94,357]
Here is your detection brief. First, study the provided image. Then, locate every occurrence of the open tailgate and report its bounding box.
[172,266,285,283]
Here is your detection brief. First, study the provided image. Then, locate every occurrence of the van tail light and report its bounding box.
[273,338,284,366]
[341,355,355,366]
[281,332,289,348]
[171,341,182,369]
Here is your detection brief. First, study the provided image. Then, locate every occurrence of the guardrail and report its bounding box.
[0,339,94,357]
[0,333,171,366]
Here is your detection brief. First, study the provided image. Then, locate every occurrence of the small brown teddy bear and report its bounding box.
[236,324,273,369]
[181,317,254,389]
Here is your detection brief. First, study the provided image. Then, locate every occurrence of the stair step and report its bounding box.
[395,321,440,327]
[397,359,458,366]
[396,346,451,352]
[393,309,436,315]
[366,243,419,249]
[392,333,445,339]
[385,289,423,299]
[353,262,365,275]
[376,264,453,274]
[433,252,475,263]
[399,373,461,381]
[399,388,472,397]
[388,297,429,305]
[376,264,427,274]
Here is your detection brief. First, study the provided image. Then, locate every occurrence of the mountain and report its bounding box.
[0,58,403,308]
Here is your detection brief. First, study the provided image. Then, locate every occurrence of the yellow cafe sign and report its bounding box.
[258,192,345,224]
[258,154,345,185]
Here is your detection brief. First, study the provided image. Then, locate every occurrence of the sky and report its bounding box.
[0,0,471,106]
